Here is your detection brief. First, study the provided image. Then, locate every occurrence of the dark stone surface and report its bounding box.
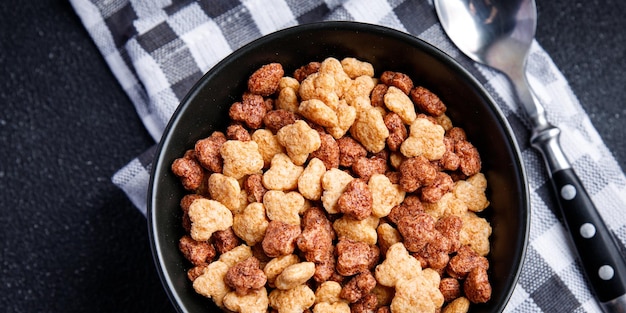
[0,1,623,312]
[535,0,626,168]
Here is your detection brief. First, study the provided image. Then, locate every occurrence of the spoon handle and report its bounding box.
[551,169,626,298]
[532,127,626,309]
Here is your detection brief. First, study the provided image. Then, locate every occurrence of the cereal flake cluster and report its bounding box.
[172,57,492,313]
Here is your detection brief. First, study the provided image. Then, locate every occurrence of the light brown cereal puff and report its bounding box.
[369,174,405,218]
[453,177,489,213]
[262,153,304,191]
[275,262,316,290]
[263,190,304,226]
[350,106,389,153]
[320,57,353,97]
[343,75,376,109]
[333,215,379,246]
[374,242,422,287]
[193,260,231,307]
[251,129,285,168]
[389,151,405,170]
[263,254,300,288]
[327,101,357,139]
[390,268,444,313]
[279,76,300,91]
[340,57,375,79]
[297,158,326,201]
[277,120,321,165]
[276,84,300,113]
[442,297,470,313]
[421,192,467,220]
[223,287,269,313]
[384,86,417,125]
[219,244,254,268]
[299,99,339,128]
[220,140,264,180]
[436,113,454,131]
[233,203,269,246]
[314,281,344,304]
[208,173,241,213]
[376,223,402,256]
[313,301,351,313]
[188,198,233,242]
[269,284,316,313]
[459,212,492,256]
[400,116,446,161]
[298,71,340,111]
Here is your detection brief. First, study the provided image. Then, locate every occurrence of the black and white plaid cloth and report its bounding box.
[70,0,626,311]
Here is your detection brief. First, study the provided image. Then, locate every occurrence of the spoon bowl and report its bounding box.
[435,0,539,128]
[434,0,535,70]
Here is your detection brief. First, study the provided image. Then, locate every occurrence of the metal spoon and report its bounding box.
[434,0,626,311]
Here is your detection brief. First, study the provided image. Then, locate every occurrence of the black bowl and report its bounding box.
[148,21,529,313]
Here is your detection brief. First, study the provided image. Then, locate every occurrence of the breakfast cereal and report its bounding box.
[171,57,495,312]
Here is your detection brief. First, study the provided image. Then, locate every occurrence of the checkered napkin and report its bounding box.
[71,0,626,311]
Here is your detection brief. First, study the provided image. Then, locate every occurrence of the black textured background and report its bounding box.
[1,1,624,312]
